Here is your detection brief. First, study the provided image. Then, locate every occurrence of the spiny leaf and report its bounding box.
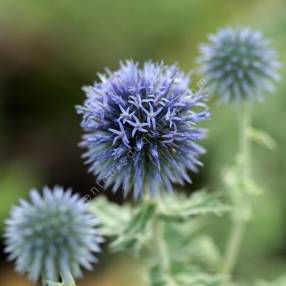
[45,272,76,286]
[242,178,263,196]
[46,282,64,286]
[158,191,230,221]
[46,280,76,286]
[187,236,222,271]
[88,196,132,236]
[248,128,277,151]
[150,263,226,286]
[175,272,226,286]
[255,275,286,286]
[111,201,156,253]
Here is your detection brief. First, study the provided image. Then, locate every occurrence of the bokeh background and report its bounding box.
[0,0,285,285]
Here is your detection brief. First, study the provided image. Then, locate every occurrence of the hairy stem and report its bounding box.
[221,211,246,278]
[151,196,178,285]
[153,216,171,273]
[221,103,252,279]
[43,273,76,286]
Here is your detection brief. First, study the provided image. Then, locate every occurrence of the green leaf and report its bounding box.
[45,273,76,286]
[158,191,230,221]
[255,275,286,286]
[163,217,222,269]
[46,282,64,286]
[149,264,170,286]
[46,281,76,286]
[248,128,277,151]
[188,236,222,271]
[149,263,226,286]
[88,196,132,236]
[111,200,156,253]
[243,178,263,196]
[175,272,226,286]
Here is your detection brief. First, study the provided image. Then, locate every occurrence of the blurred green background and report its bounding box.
[0,0,285,285]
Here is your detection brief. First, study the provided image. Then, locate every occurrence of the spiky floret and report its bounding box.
[197,27,281,103]
[4,186,103,284]
[77,61,209,199]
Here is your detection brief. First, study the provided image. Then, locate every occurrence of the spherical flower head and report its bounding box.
[77,61,209,199]
[197,26,281,103]
[4,186,103,284]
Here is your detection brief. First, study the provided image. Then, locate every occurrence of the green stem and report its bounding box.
[153,216,171,273]
[221,104,252,279]
[43,273,76,286]
[221,211,246,278]
[239,104,251,179]
[151,196,178,285]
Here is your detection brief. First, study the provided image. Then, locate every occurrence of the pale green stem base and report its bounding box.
[43,273,76,286]
[221,104,252,279]
[152,195,177,285]
[153,217,171,273]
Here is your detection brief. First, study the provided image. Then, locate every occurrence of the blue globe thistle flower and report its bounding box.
[4,186,103,284]
[197,27,281,103]
[77,61,209,199]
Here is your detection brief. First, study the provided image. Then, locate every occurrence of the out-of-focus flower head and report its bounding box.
[77,61,209,199]
[4,186,102,284]
[197,26,281,103]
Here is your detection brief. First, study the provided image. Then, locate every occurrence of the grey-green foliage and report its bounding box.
[254,276,286,286]
[223,127,276,217]
[88,196,132,237]
[158,191,230,221]
[150,264,226,286]
[228,275,286,286]
[90,196,155,255]
[46,277,76,286]
[90,191,230,285]
[111,202,156,253]
[248,128,277,151]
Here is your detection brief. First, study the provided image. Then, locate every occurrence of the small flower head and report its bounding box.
[197,26,281,103]
[77,61,209,199]
[4,186,102,284]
